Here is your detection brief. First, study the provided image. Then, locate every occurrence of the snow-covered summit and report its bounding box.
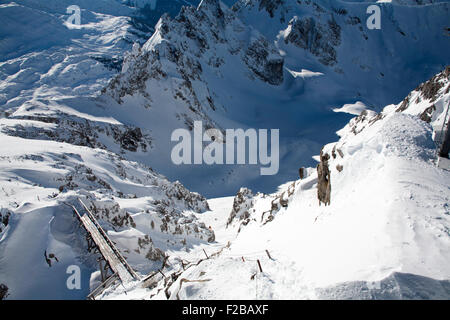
[105,0,284,104]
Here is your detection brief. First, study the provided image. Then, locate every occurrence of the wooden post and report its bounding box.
[279,192,288,207]
[265,250,273,260]
[203,249,209,259]
[98,258,106,282]
[158,269,167,279]
[299,167,305,180]
[257,260,263,273]
[162,255,169,269]
[241,256,245,262]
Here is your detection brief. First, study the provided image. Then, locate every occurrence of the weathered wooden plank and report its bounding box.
[88,273,119,300]
[80,214,133,282]
[78,199,139,280]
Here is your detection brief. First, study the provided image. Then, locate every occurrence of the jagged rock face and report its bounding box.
[120,127,144,152]
[0,284,8,300]
[144,245,165,263]
[109,167,213,245]
[420,105,436,123]
[258,0,285,18]
[227,187,254,227]
[87,200,136,228]
[104,0,284,126]
[317,150,331,206]
[0,209,11,234]
[105,43,166,104]
[163,181,210,212]
[82,192,214,264]
[284,16,341,66]
[409,66,449,105]
[393,66,450,158]
[0,126,215,282]
[244,36,284,85]
[0,114,152,153]
[392,66,449,139]
[136,235,165,261]
[236,0,449,111]
[347,109,381,136]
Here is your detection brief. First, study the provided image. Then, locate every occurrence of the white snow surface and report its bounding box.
[163,116,450,299]
[0,0,449,300]
[333,101,369,115]
[101,76,450,299]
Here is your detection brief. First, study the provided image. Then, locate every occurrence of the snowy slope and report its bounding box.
[95,0,450,197]
[0,131,215,299]
[0,0,218,299]
[120,67,449,300]
[3,0,448,198]
[0,0,449,300]
[235,0,450,106]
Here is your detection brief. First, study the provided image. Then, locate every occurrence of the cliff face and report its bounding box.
[236,0,450,104]
[104,0,284,112]
[284,16,341,66]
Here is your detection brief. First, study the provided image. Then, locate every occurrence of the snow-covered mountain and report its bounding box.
[2,0,449,198]
[103,66,449,300]
[97,0,450,196]
[0,0,218,299]
[0,0,449,300]
[0,132,215,299]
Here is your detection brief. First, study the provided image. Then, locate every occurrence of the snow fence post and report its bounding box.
[257,260,263,273]
[158,269,167,279]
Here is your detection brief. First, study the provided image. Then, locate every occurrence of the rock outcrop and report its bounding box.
[0,209,11,234]
[284,16,341,66]
[227,187,254,228]
[0,284,8,300]
[317,150,331,206]
[104,0,284,133]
